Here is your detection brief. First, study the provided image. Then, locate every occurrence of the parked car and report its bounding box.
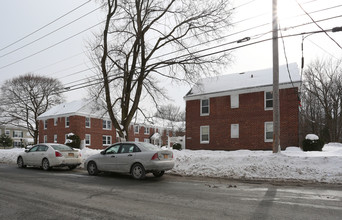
[17,143,82,170]
[84,142,175,179]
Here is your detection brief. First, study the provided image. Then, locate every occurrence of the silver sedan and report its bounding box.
[17,143,82,170]
[84,142,175,179]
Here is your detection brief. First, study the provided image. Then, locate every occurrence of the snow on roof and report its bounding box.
[38,99,108,120]
[185,63,301,99]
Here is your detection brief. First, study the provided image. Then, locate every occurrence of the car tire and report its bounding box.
[87,161,99,176]
[17,157,26,168]
[152,171,165,178]
[131,163,146,180]
[42,158,51,171]
[68,165,77,170]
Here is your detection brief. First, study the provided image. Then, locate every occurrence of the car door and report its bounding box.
[24,146,39,165]
[34,145,49,166]
[97,144,121,171]
[115,144,137,172]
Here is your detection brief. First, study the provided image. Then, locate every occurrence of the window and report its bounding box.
[144,138,150,143]
[135,138,139,142]
[54,118,58,126]
[65,117,70,128]
[44,120,48,130]
[231,94,239,108]
[85,117,91,128]
[14,141,21,147]
[105,144,120,154]
[200,126,209,144]
[144,127,149,135]
[5,130,10,136]
[265,91,273,109]
[85,134,91,146]
[231,124,239,138]
[265,122,273,142]
[103,120,111,130]
[44,135,47,143]
[13,131,23,138]
[134,125,139,134]
[103,135,112,146]
[54,134,57,143]
[201,99,209,116]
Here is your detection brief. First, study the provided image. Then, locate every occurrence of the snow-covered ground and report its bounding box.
[1,143,342,184]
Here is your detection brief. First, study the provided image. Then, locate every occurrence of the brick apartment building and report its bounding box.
[38,100,184,149]
[184,63,301,151]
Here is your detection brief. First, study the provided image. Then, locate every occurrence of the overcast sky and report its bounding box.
[0,0,341,111]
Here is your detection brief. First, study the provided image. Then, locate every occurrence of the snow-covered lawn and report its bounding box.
[1,143,342,184]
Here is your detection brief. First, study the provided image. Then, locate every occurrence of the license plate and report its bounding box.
[164,154,168,159]
[68,153,74,157]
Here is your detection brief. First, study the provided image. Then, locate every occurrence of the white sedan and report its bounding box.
[17,143,82,170]
[84,142,175,179]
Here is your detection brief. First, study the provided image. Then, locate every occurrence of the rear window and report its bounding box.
[139,142,160,151]
[51,144,73,151]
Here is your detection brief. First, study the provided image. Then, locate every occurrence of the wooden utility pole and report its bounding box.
[272,0,280,153]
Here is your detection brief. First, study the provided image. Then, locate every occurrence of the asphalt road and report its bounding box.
[0,164,341,220]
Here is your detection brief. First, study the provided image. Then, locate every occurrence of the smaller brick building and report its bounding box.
[38,100,184,149]
[184,63,301,151]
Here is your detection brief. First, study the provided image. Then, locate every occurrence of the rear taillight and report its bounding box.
[151,153,159,160]
[55,151,63,157]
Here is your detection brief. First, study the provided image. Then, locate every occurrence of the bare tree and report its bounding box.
[301,58,342,142]
[155,104,184,122]
[90,0,233,140]
[0,74,64,144]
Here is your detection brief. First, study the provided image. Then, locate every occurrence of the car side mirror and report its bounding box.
[25,149,29,153]
[100,151,105,155]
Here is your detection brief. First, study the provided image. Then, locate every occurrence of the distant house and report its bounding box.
[38,100,184,149]
[0,125,34,147]
[184,63,301,151]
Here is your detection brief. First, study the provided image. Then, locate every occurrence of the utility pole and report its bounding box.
[272,0,280,153]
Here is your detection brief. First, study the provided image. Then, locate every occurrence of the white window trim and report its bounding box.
[200,125,210,144]
[44,120,48,130]
[54,134,57,143]
[144,138,150,143]
[200,99,210,116]
[135,138,139,142]
[85,134,91,146]
[231,94,239,109]
[265,91,273,110]
[44,135,47,143]
[65,117,70,128]
[54,118,58,126]
[134,125,139,134]
[265,122,273,142]
[144,127,149,135]
[103,135,112,146]
[85,117,91,128]
[5,130,10,136]
[231,124,239,138]
[103,120,112,130]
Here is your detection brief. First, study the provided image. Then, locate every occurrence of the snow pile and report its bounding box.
[1,143,342,184]
[305,134,319,140]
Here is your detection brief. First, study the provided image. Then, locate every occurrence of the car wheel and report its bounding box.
[17,157,26,168]
[87,161,99,176]
[131,163,146,180]
[152,171,165,178]
[42,158,51,171]
[68,165,77,170]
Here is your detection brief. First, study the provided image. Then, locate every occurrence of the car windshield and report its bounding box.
[139,142,160,151]
[51,144,73,151]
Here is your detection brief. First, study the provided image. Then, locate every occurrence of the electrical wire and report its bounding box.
[0,1,91,52]
[295,0,342,50]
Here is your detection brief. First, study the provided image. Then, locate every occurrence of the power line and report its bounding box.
[295,0,342,50]
[0,21,103,71]
[0,4,103,58]
[0,1,91,52]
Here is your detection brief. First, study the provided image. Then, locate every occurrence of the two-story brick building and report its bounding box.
[184,63,301,151]
[38,100,184,149]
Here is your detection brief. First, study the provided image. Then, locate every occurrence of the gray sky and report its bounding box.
[0,0,341,111]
